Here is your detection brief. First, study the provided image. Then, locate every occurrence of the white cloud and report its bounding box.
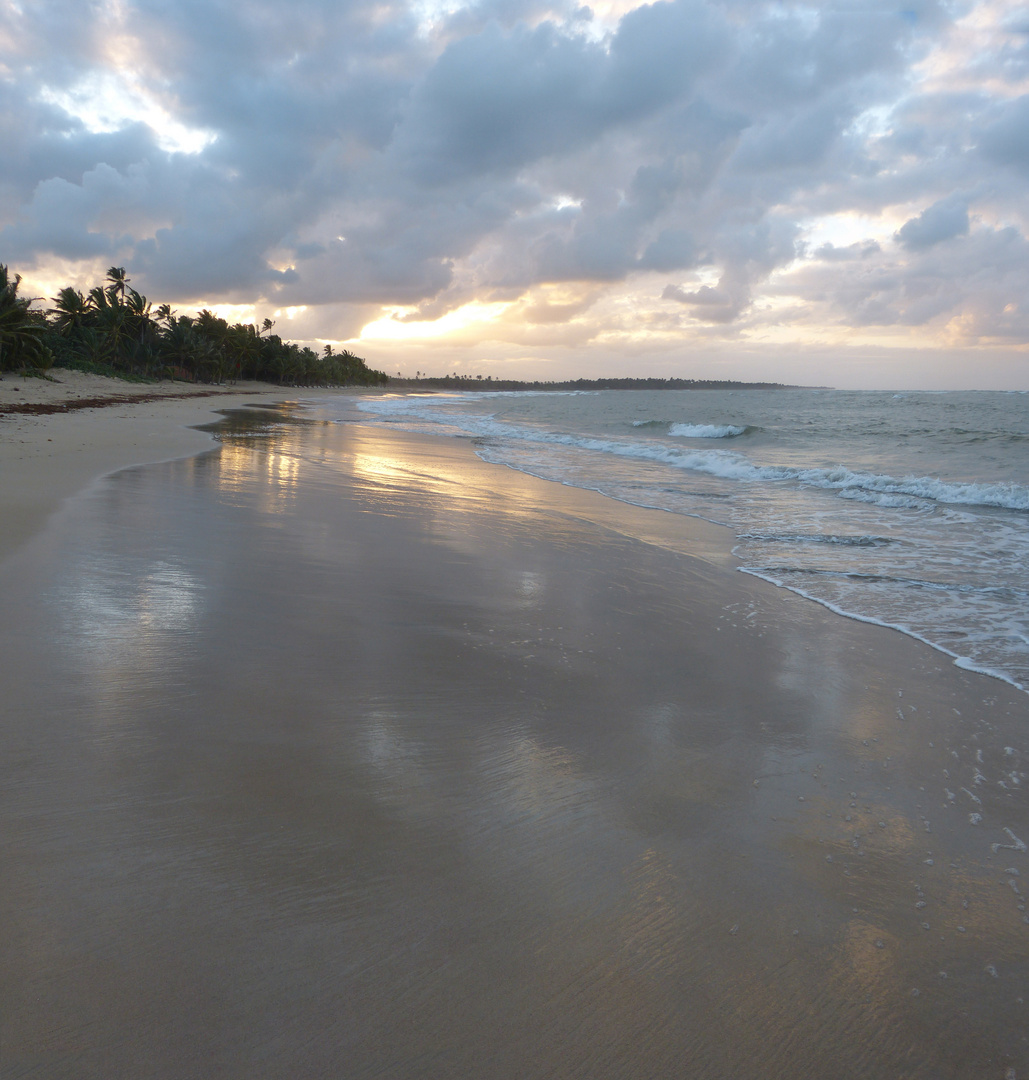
[1,0,1027,384]
[38,72,217,155]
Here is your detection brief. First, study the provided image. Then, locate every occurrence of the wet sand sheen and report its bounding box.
[1,411,1028,1078]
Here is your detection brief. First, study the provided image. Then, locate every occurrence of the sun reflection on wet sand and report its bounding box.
[1,415,1028,1078]
[212,437,302,514]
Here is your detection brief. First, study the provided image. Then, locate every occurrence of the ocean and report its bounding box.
[315,387,1029,693]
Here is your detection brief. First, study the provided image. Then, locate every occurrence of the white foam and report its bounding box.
[738,567,1028,694]
[669,423,747,438]
[342,389,1029,693]
[353,394,1029,512]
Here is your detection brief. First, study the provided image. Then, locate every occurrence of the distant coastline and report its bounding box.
[390,375,826,391]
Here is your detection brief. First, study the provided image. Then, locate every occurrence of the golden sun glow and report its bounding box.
[206,303,259,323]
[272,305,310,321]
[359,300,512,341]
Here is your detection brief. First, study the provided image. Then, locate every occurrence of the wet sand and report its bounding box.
[0,371,374,562]
[1,403,1027,1078]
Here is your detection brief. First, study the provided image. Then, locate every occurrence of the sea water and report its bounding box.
[312,388,1029,693]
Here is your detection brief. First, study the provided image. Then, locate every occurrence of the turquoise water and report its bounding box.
[320,388,1029,691]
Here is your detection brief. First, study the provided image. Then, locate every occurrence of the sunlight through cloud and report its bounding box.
[38,72,217,155]
[360,301,513,341]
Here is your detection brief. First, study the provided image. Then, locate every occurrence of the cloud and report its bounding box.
[661,278,748,323]
[391,0,727,186]
[978,94,1029,173]
[1,0,1027,378]
[770,221,1029,345]
[814,241,881,261]
[895,192,970,251]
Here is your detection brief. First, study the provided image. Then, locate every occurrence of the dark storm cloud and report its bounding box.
[1,0,1026,346]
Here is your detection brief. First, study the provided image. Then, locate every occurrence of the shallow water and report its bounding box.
[2,413,1028,1078]
[337,389,1029,692]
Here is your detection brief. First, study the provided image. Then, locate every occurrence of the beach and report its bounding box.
[0,372,349,563]
[2,381,1028,1078]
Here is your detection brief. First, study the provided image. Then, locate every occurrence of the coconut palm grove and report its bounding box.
[0,264,388,386]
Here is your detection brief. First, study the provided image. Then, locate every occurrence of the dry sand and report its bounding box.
[1,388,1028,1078]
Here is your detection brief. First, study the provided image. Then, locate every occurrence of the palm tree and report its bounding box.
[194,308,228,343]
[105,266,129,305]
[124,287,154,347]
[158,314,217,380]
[49,287,91,335]
[0,265,47,371]
[225,322,262,382]
[87,285,129,367]
[68,326,115,366]
[87,284,116,315]
[3,261,390,385]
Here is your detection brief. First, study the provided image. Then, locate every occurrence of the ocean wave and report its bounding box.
[354,396,1029,513]
[669,422,748,438]
[573,443,1029,514]
[836,489,926,509]
[827,472,1029,512]
[737,532,899,547]
[343,389,1029,693]
[630,419,749,437]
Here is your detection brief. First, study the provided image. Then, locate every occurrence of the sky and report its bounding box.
[2,0,1029,388]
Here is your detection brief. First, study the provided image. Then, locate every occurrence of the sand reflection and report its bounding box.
[3,415,1028,1078]
[54,547,204,706]
[212,436,301,514]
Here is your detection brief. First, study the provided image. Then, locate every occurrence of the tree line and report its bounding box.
[393,375,806,390]
[0,264,388,386]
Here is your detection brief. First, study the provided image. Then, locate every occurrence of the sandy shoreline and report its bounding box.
[0,370,373,562]
[2,387,1028,1077]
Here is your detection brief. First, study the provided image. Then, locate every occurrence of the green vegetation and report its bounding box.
[393,375,807,391]
[0,264,48,372]
[0,264,388,386]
